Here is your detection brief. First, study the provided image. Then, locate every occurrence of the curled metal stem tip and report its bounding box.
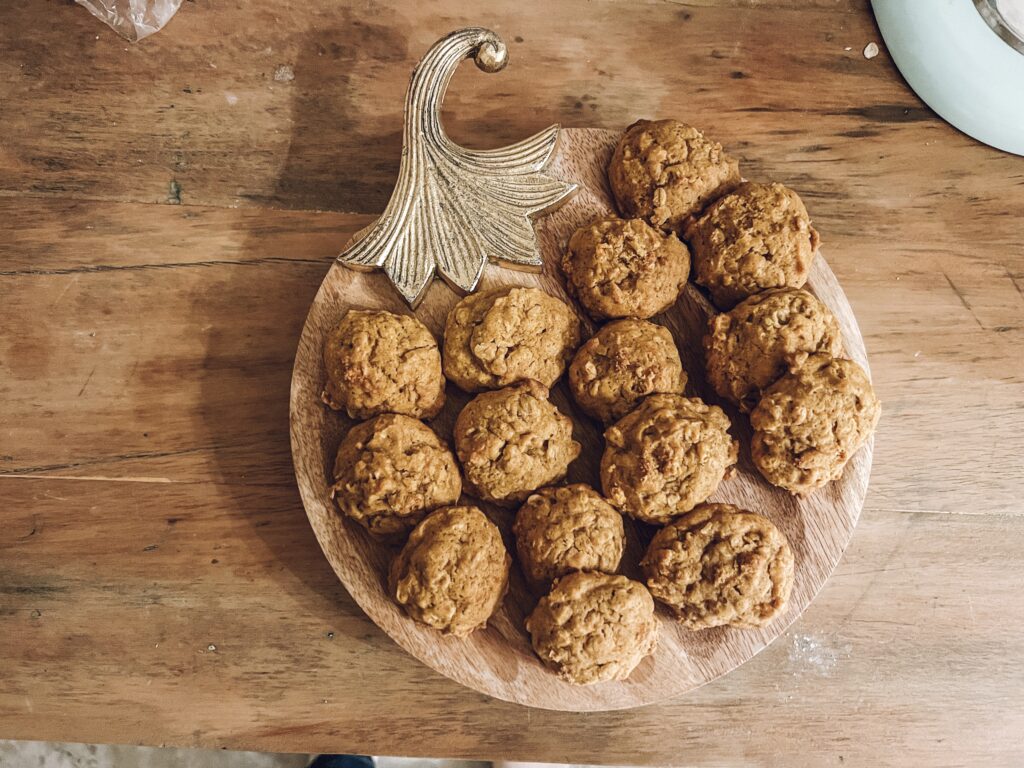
[337,27,578,308]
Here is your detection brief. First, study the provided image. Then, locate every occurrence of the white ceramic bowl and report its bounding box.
[872,0,1024,155]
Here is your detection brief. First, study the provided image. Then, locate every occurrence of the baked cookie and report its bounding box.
[608,119,741,233]
[601,394,738,523]
[323,309,444,419]
[454,380,581,506]
[704,288,843,412]
[569,318,687,423]
[561,217,690,320]
[389,505,511,636]
[526,572,658,685]
[331,414,462,539]
[512,484,625,588]
[751,354,880,495]
[443,287,581,392]
[686,181,820,308]
[641,503,794,630]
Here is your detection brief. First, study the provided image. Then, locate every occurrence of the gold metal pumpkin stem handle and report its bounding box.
[337,27,578,308]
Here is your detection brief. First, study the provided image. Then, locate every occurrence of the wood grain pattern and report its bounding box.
[290,128,874,710]
[1,0,1023,762]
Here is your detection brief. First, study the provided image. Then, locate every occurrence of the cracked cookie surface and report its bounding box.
[569,319,687,423]
[526,571,658,685]
[687,181,820,308]
[443,287,580,392]
[331,414,462,539]
[454,380,581,506]
[513,484,625,588]
[608,119,740,233]
[751,354,880,495]
[323,309,444,419]
[389,505,510,636]
[561,217,690,320]
[641,503,794,630]
[601,394,738,524]
[705,288,843,412]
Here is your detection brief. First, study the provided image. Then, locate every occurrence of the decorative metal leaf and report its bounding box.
[337,28,578,308]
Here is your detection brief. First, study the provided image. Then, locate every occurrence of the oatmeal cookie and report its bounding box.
[442,287,580,392]
[331,414,462,539]
[454,380,581,506]
[561,217,690,320]
[608,119,741,233]
[704,288,843,411]
[641,503,794,630]
[526,572,658,685]
[751,354,880,495]
[512,484,625,588]
[569,318,687,423]
[687,181,820,308]
[323,309,444,419]
[389,505,511,636]
[601,394,738,523]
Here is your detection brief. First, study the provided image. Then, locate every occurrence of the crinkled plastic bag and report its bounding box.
[76,0,182,42]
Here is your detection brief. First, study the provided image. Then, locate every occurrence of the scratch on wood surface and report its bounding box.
[1007,268,1024,302]
[835,104,933,123]
[1,474,295,488]
[941,270,984,329]
[49,274,79,307]
[17,514,40,540]
[845,618,913,628]
[867,504,1024,517]
[0,446,209,476]
[77,366,97,397]
[0,256,328,277]
[0,582,68,597]
[833,565,916,579]
[662,0,859,16]
[4,474,175,483]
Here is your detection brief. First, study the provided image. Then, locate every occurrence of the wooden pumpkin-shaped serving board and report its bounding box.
[289,127,873,712]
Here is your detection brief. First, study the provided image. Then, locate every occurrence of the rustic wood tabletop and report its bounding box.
[1,1,1022,765]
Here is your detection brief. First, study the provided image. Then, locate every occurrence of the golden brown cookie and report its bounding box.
[389,505,510,636]
[331,414,462,539]
[641,503,794,630]
[608,119,741,233]
[601,394,738,523]
[686,181,821,308]
[569,319,687,423]
[751,354,880,495]
[704,288,843,412]
[512,484,625,588]
[526,571,658,685]
[454,380,581,506]
[323,309,444,419]
[561,217,690,320]
[442,287,581,392]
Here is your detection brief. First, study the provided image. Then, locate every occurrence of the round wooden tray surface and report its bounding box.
[289,127,873,711]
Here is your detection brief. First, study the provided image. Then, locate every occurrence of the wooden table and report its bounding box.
[1,1,1021,764]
